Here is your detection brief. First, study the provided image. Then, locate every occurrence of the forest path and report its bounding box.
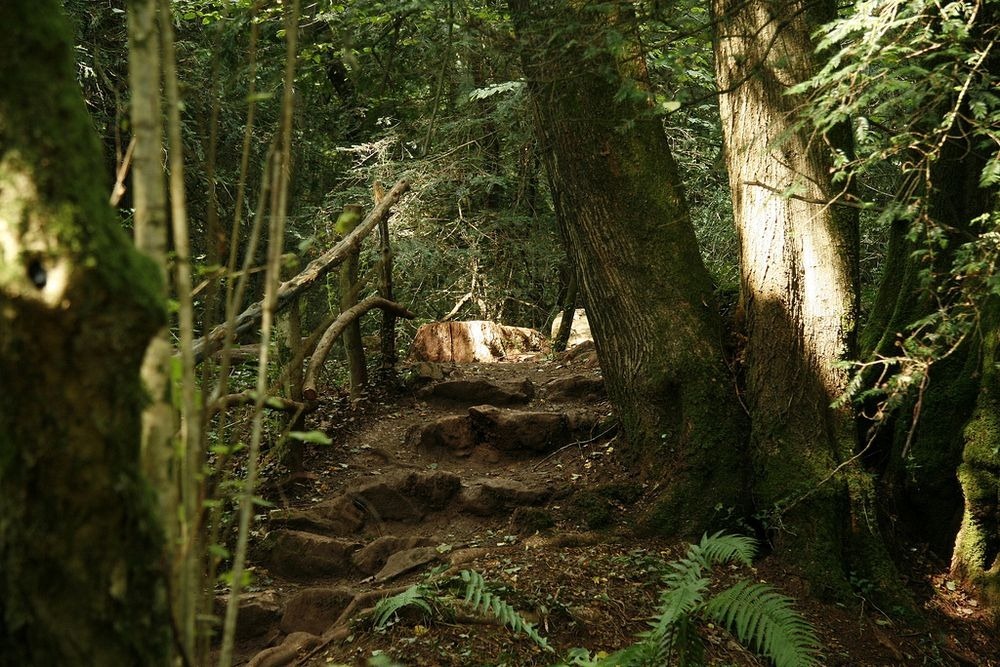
[230,344,998,667]
[234,343,648,666]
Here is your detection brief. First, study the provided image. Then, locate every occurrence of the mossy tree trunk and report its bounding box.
[857,9,999,605]
[509,0,746,534]
[0,2,169,664]
[860,155,986,556]
[713,0,891,596]
[952,298,1000,613]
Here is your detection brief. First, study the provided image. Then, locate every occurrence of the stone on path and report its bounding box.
[268,495,364,536]
[544,375,604,400]
[279,587,354,635]
[459,477,552,516]
[410,405,602,458]
[345,470,462,523]
[374,546,441,582]
[353,536,438,575]
[469,404,573,453]
[213,591,282,641]
[408,415,476,457]
[419,377,534,405]
[263,530,360,580]
[410,321,549,363]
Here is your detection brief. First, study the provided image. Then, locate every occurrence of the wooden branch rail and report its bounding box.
[192,178,411,363]
[302,296,415,400]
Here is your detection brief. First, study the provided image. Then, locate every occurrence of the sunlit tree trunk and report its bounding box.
[510,0,746,534]
[713,0,886,594]
[127,0,178,567]
[0,2,169,663]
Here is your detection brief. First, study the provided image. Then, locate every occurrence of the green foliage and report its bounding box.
[287,430,333,445]
[373,584,434,628]
[558,533,822,667]
[459,569,553,653]
[798,0,1000,413]
[371,570,552,653]
[703,581,821,667]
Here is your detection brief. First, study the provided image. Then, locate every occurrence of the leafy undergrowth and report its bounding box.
[247,356,999,667]
[295,529,998,666]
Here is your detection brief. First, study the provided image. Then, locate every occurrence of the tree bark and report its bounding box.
[510,0,746,534]
[127,0,177,533]
[952,298,1000,612]
[0,3,169,663]
[553,270,578,353]
[856,7,999,603]
[339,205,368,399]
[378,190,398,370]
[713,0,884,595]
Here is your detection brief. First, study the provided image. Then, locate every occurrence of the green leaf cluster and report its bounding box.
[558,533,822,667]
[370,569,553,653]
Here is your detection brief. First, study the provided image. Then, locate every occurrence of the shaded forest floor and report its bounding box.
[230,344,999,666]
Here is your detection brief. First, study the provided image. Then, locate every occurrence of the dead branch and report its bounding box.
[208,390,313,417]
[193,178,410,363]
[302,296,416,400]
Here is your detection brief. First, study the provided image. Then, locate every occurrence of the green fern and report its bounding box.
[559,532,823,667]
[558,641,662,666]
[703,580,821,667]
[372,584,433,629]
[459,569,553,652]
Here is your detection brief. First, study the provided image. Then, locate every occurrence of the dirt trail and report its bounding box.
[234,344,636,665]
[229,344,999,667]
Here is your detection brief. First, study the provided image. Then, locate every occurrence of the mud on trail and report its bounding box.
[230,344,999,666]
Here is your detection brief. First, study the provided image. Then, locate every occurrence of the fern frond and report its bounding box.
[703,580,822,667]
[595,640,664,666]
[659,532,755,595]
[650,574,709,637]
[458,569,553,652]
[644,581,705,666]
[668,615,704,667]
[461,569,486,609]
[372,584,433,629]
[693,531,757,568]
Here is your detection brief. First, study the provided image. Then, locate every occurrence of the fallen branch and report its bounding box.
[193,178,410,363]
[211,343,261,364]
[302,296,415,400]
[208,390,313,417]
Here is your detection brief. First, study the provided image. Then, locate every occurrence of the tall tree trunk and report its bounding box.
[0,3,169,663]
[856,5,999,605]
[510,0,746,534]
[126,2,181,640]
[713,0,886,595]
[339,205,368,400]
[952,298,1000,612]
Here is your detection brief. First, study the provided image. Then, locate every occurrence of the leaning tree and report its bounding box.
[509,0,747,533]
